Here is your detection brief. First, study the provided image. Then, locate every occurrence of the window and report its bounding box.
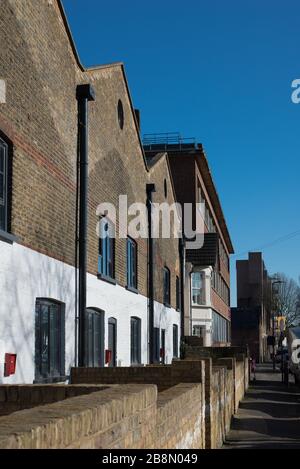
[85,308,104,367]
[161,329,166,364]
[108,317,117,367]
[98,218,115,279]
[212,311,229,344]
[193,325,206,339]
[164,178,167,198]
[35,299,65,383]
[118,99,124,129]
[211,269,230,306]
[191,272,205,305]
[176,276,181,311]
[0,137,8,232]
[173,324,179,358]
[163,267,171,307]
[127,237,137,290]
[153,327,160,363]
[130,317,141,365]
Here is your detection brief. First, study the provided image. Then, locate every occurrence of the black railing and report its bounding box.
[143,132,196,151]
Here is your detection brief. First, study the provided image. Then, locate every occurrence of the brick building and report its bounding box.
[231,252,272,362]
[144,134,234,346]
[0,0,181,383]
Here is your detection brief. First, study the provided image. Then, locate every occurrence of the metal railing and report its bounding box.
[143,132,196,151]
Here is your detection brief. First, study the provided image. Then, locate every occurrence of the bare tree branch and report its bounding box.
[272,273,300,327]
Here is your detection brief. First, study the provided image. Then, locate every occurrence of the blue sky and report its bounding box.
[62,0,300,304]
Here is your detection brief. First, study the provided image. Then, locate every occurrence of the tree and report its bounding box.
[272,273,300,327]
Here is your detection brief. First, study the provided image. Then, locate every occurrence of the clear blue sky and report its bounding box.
[62,0,300,305]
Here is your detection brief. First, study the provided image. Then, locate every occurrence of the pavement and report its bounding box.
[223,362,300,449]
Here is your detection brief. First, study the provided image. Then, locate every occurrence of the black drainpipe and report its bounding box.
[76,84,95,368]
[146,183,156,364]
[179,237,186,351]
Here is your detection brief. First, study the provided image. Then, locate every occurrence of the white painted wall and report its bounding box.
[0,241,180,383]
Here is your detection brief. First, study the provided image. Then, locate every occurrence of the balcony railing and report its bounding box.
[143,132,197,152]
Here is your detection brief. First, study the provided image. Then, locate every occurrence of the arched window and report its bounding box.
[85,308,105,367]
[130,316,141,365]
[0,135,12,233]
[108,317,117,367]
[163,266,171,307]
[35,298,65,383]
[127,237,137,290]
[173,324,179,358]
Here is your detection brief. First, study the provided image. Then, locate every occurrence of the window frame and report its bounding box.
[98,218,116,283]
[191,271,205,306]
[85,308,105,367]
[126,237,138,292]
[173,324,179,358]
[130,316,142,365]
[34,298,65,383]
[176,275,181,311]
[0,137,8,232]
[163,266,171,307]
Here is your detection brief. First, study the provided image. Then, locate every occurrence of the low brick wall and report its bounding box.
[0,382,206,449]
[0,384,158,449]
[154,383,205,449]
[71,360,205,392]
[185,345,248,360]
[235,355,247,410]
[0,384,109,416]
[0,348,249,449]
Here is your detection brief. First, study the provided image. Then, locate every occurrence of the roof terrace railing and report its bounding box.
[143,132,197,151]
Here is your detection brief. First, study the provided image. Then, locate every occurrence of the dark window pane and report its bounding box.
[85,309,104,367]
[0,139,7,231]
[98,219,115,278]
[163,268,170,305]
[131,317,141,365]
[0,173,4,201]
[0,205,5,231]
[127,238,137,288]
[153,327,160,363]
[35,300,64,382]
[173,324,178,358]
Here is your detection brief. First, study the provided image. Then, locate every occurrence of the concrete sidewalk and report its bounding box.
[223,363,300,449]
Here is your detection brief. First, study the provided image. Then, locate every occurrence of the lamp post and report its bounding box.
[271,279,284,371]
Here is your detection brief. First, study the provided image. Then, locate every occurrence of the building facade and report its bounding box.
[231,252,272,362]
[144,135,234,346]
[0,0,181,383]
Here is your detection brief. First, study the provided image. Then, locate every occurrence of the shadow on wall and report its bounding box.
[2,244,75,383]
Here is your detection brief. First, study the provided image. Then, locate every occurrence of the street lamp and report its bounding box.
[271,279,285,371]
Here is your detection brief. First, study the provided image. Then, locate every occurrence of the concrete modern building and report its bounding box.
[0,0,181,383]
[144,134,234,346]
[231,252,272,362]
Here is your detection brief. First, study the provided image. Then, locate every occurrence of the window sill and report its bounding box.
[0,229,18,245]
[126,285,139,295]
[97,273,117,285]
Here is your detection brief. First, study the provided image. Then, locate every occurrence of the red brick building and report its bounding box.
[144,134,234,346]
[231,252,272,362]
